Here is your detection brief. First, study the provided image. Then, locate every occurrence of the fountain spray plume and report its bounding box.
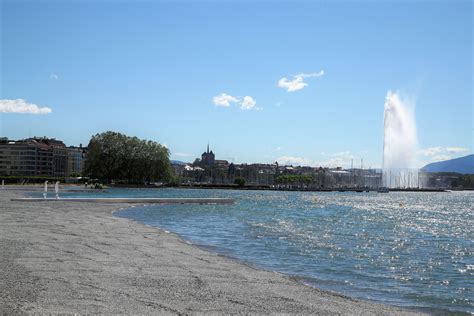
[382,91,421,188]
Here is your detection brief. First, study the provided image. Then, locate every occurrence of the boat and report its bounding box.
[377,187,389,193]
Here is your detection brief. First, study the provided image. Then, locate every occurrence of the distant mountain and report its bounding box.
[170,160,188,165]
[422,154,474,174]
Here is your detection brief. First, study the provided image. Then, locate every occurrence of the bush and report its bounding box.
[234,177,246,187]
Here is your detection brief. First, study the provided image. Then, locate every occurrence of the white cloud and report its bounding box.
[174,152,190,157]
[419,147,443,156]
[240,96,256,110]
[419,146,469,157]
[278,77,306,92]
[325,151,355,168]
[417,146,471,167]
[419,146,468,157]
[213,93,238,107]
[212,93,259,110]
[276,156,313,166]
[277,70,325,92]
[318,157,347,168]
[446,147,468,153]
[0,99,52,114]
[276,155,349,168]
[276,150,361,168]
[275,146,282,151]
[50,73,59,80]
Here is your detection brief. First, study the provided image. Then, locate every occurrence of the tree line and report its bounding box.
[274,174,313,185]
[85,131,171,184]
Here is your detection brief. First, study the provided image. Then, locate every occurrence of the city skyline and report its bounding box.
[1,0,472,168]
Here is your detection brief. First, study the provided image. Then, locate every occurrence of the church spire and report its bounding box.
[207,142,209,154]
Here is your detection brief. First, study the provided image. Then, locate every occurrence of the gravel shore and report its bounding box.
[0,189,425,314]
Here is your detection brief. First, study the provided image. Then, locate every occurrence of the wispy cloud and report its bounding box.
[446,147,468,153]
[277,70,325,92]
[212,93,259,110]
[50,73,59,80]
[0,99,52,114]
[419,147,443,156]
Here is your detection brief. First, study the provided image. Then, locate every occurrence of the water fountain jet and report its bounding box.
[382,91,421,188]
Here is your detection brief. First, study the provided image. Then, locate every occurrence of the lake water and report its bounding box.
[62,188,473,314]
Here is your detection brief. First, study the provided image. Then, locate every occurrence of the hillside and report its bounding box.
[422,154,473,174]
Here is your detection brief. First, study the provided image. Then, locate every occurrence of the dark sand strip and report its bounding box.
[0,189,425,314]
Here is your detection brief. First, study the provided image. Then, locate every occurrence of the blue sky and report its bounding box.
[1,0,472,168]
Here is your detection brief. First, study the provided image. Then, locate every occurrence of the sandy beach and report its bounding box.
[0,189,424,314]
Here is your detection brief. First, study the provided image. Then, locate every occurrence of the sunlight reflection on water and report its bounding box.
[81,188,473,313]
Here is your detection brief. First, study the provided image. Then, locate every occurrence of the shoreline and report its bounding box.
[1,189,427,314]
[2,183,461,193]
[114,208,461,316]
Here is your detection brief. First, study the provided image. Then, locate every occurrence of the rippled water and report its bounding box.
[66,188,473,313]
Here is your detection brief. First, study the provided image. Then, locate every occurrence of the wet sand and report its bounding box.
[0,189,425,314]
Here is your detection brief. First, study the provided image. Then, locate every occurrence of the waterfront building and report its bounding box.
[214,160,229,168]
[47,138,68,177]
[0,138,50,176]
[67,145,87,176]
[0,137,70,178]
[233,163,277,185]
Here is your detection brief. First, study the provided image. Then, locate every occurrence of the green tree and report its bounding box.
[234,177,246,187]
[84,131,171,184]
[274,174,313,186]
